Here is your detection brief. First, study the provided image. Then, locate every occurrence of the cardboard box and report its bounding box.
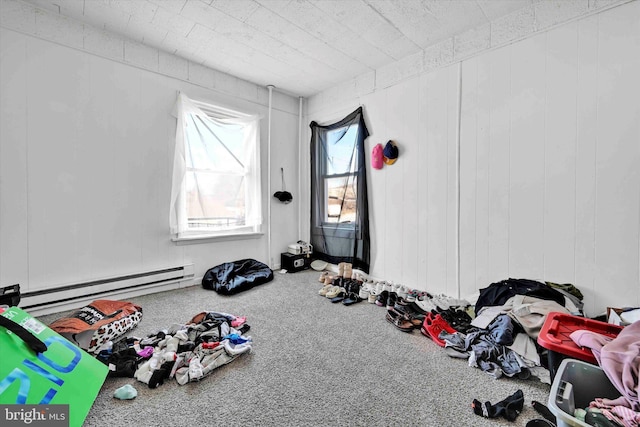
[607,307,626,326]
[607,307,640,326]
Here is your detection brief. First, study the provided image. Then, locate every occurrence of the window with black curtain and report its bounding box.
[310,107,370,273]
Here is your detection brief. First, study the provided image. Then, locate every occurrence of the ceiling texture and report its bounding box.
[22,0,541,97]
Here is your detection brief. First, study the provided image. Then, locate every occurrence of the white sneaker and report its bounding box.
[396,285,408,299]
[374,281,385,293]
[382,281,392,293]
[318,284,332,296]
[414,295,437,312]
[360,281,372,293]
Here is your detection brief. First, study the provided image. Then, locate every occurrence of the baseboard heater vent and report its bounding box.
[20,264,195,316]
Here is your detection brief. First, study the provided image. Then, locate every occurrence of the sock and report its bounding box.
[134,360,153,384]
[137,346,154,358]
[188,357,204,381]
[472,390,524,421]
[472,399,492,418]
[532,400,556,424]
[230,316,246,328]
[148,361,174,388]
[108,358,137,378]
[174,366,190,385]
[177,341,196,353]
[113,384,138,400]
[107,348,139,378]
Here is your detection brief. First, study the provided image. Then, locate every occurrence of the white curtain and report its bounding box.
[170,92,261,236]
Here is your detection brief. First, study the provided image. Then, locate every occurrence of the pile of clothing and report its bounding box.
[435,278,584,383]
[102,310,252,388]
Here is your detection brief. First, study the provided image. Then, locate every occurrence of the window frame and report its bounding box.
[171,94,262,243]
[316,124,359,231]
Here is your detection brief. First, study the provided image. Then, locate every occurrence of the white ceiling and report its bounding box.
[23,0,534,97]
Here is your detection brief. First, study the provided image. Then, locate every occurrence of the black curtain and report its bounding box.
[310,107,370,273]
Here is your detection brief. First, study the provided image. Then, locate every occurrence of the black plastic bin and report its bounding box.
[0,284,20,307]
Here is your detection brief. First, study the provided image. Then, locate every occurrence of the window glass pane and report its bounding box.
[325,176,357,223]
[325,125,358,175]
[185,115,244,172]
[186,171,246,229]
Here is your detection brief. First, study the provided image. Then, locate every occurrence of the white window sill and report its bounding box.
[172,232,264,245]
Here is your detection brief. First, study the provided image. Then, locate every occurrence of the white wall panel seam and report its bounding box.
[456,62,462,299]
[542,31,548,282]
[507,44,512,278]
[593,14,600,316]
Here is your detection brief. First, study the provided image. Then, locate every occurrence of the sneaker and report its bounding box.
[396,285,408,299]
[414,295,438,313]
[421,313,456,346]
[375,290,389,307]
[325,286,343,299]
[360,280,372,293]
[358,286,370,300]
[386,292,398,309]
[342,292,361,306]
[367,293,377,304]
[374,281,385,294]
[318,285,332,296]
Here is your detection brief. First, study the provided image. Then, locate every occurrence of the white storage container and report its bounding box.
[548,359,621,427]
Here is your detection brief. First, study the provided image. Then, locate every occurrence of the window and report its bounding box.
[170,93,261,240]
[309,107,371,272]
[322,125,359,225]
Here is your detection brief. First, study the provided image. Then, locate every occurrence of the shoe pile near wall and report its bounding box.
[315,270,566,385]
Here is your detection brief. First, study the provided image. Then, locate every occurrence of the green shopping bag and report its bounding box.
[0,307,108,427]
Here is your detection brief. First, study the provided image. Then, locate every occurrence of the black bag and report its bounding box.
[202,258,273,294]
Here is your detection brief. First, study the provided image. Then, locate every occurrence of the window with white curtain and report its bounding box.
[170,92,262,239]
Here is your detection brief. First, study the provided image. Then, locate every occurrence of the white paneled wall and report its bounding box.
[312,64,461,298]
[0,28,300,296]
[307,0,640,316]
[420,67,460,298]
[460,3,640,316]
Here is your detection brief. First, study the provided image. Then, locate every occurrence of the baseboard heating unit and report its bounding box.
[20,264,195,316]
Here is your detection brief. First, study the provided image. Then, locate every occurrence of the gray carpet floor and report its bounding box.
[38,270,554,427]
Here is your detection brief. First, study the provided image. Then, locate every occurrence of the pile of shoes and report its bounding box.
[317,263,364,306]
[385,296,426,333]
[436,307,473,333]
[364,283,427,333]
[421,312,457,345]
[315,267,473,338]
